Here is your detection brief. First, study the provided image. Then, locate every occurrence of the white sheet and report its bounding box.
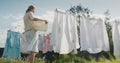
[111,20,120,59]
[80,15,109,54]
[51,10,80,54]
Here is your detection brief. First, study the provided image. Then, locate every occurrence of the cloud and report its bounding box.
[35,11,54,23]
[3,14,25,33]
[2,14,23,20]
[40,11,54,33]
[40,11,54,22]
[1,14,24,33]
[11,19,24,33]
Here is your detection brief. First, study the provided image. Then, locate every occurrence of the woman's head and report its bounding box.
[26,5,35,13]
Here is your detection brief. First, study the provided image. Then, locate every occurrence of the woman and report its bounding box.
[23,5,47,63]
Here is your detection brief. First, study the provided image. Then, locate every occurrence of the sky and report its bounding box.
[0,0,120,47]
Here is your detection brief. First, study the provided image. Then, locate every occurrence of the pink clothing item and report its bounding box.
[42,35,52,53]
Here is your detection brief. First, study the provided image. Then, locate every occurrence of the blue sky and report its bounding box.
[0,0,120,29]
[0,0,120,47]
[0,0,79,30]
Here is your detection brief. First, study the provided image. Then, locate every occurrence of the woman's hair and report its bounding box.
[26,5,35,13]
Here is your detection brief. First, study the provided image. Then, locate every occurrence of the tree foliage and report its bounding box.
[68,4,92,14]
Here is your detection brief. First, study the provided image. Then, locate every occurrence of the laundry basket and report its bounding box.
[30,21,48,31]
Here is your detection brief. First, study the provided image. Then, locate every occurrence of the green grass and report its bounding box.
[0,58,120,63]
[0,52,120,63]
[0,58,45,63]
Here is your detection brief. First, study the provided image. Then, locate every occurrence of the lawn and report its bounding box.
[0,57,120,63]
[0,52,120,63]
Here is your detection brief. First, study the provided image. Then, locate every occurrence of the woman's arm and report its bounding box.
[29,12,48,24]
[32,18,40,21]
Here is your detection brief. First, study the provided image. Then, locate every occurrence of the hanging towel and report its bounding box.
[51,10,80,54]
[80,15,109,54]
[42,34,52,53]
[2,30,21,59]
[111,20,120,59]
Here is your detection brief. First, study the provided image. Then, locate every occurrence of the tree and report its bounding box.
[68,4,92,49]
[68,4,92,14]
[104,10,114,56]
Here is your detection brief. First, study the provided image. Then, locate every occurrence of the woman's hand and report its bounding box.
[44,20,48,24]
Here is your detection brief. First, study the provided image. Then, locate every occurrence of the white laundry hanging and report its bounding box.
[80,15,110,54]
[111,20,120,59]
[51,10,80,54]
[21,30,43,53]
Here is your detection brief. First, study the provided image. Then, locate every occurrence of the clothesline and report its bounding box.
[56,9,109,22]
[55,8,77,17]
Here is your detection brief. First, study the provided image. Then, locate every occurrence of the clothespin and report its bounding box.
[87,13,90,18]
